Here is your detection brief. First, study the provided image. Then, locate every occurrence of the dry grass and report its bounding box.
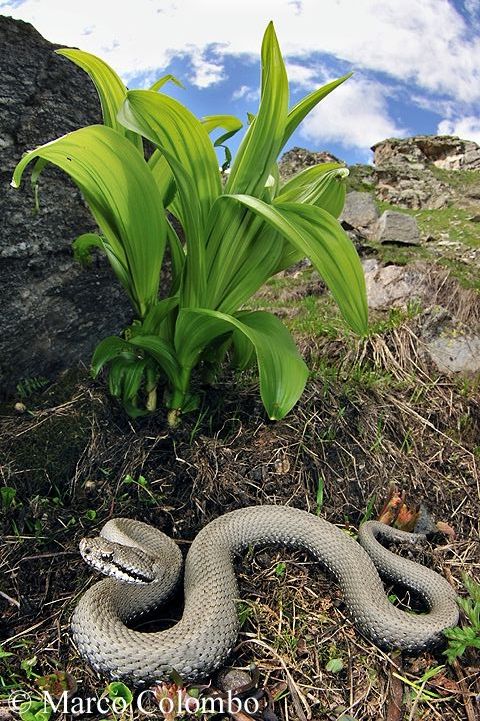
[1,278,480,720]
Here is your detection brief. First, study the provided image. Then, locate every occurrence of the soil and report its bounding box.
[1,295,479,720]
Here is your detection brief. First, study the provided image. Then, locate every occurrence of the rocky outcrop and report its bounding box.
[278,146,341,179]
[0,16,132,396]
[371,135,480,210]
[372,135,480,171]
[363,260,480,375]
[373,164,452,210]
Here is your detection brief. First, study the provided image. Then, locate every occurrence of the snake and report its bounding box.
[71,505,459,685]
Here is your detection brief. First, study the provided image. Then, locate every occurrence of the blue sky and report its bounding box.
[1,0,479,164]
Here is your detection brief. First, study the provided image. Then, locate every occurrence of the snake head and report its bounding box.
[79,537,156,584]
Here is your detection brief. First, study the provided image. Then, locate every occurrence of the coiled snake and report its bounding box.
[72,506,459,685]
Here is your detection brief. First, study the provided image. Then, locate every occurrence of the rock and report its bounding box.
[340,191,379,234]
[373,165,453,210]
[0,17,132,396]
[279,146,342,180]
[430,334,480,375]
[215,668,253,692]
[374,210,421,245]
[369,135,480,211]
[421,309,480,375]
[372,135,480,171]
[362,259,426,310]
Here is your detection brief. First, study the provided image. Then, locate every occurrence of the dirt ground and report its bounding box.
[1,270,480,721]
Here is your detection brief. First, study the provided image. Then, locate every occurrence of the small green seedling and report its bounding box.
[444,573,480,662]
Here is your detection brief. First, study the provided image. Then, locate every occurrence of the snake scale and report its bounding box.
[72,505,459,685]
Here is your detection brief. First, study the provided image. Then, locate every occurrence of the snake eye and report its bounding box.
[83,547,91,555]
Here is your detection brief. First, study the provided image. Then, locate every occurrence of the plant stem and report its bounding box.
[167,408,181,428]
[167,366,193,426]
[146,386,157,412]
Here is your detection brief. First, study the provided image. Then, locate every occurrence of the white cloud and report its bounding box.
[410,94,456,117]
[232,85,250,100]
[188,49,225,88]
[231,84,259,102]
[285,62,318,89]
[1,0,479,102]
[300,77,407,152]
[437,116,480,144]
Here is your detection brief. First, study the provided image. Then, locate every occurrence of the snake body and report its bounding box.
[72,506,459,685]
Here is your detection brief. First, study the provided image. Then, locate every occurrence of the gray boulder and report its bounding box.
[362,259,426,310]
[341,191,379,233]
[0,16,133,396]
[421,309,480,376]
[426,333,480,375]
[375,210,421,245]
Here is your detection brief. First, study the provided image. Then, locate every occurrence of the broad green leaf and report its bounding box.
[265,161,281,201]
[231,327,255,369]
[225,22,288,196]
[175,308,308,419]
[326,657,344,673]
[119,90,221,305]
[107,681,133,705]
[129,334,180,386]
[108,356,145,400]
[92,336,139,377]
[55,48,143,152]
[148,150,176,208]
[204,199,283,312]
[166,221,186,296]
[19,700,51,721]
[202,114,243,170]
[201,114,243,147]
[149,74,185,92]
[148,115,242,210]
[282,73,352,150]
[141,297,179,335]
[222,195,368,335]
[276,162,348,217]
[119,90,221,230]
[72,232,105,266]
[12,125,167,317]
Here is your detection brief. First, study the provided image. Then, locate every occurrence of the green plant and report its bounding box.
[393,664,446,703]
[16,376,49,399]
[316,475,325,514]
[12,23,367,425]
[444,573,480,662]
[0,487,16,509]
